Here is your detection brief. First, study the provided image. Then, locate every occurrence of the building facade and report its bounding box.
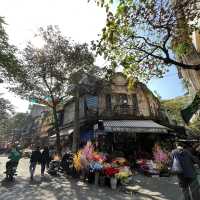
[56,73,170,149]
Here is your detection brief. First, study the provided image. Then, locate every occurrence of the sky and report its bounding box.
[0,0,185,113]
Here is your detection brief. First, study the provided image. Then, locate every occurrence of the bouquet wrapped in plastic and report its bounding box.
[115,166,133,183]
[153,144,169,172]
[73,150,82,171]
[112,157,128,166]
[89,161,103,173]
[82,141,94,161]
[104,167,120,177]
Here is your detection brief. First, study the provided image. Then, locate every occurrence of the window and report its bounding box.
[132,94,138,112]
[116,94,128,105]
[86,96,98,109]
[106,94,112,111]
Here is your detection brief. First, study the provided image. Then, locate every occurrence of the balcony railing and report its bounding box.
[113,105,138,116]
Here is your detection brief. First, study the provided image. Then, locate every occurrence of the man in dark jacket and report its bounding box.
[30,146,41,180]
[171,142,200,200]
[41,146,50,176]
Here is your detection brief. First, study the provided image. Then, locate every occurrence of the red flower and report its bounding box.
[104,167,119,177]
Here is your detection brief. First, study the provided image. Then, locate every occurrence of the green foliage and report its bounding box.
[9,25,98,151]
[0,16,20,81]
[189,117,200,134]
[92,0,200,81]
[162,96,191,124]
[9,25,95,106]
[0,112,31,136]
[0,95,14,135]
[9,113,29,130]
[0,95,14,120]
[174,42,192,58]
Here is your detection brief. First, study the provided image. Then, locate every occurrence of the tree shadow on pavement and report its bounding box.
[0,173,183,200]
[0,175,133,200]
[131,175,183,200]
[1,178,16,188]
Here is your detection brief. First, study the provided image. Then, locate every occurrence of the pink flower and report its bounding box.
[153,145,168,163]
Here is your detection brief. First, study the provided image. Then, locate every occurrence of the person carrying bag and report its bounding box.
[171,143,200,200]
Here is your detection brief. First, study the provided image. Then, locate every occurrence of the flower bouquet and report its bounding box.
[92,152,107,163]
[115,166,133,184]
[89,161,103,173]
[73,150,82,171]
[103,167,119,189]
[104,166,120,177]
[112,157,127,166]
[82,141,94,161]
[88,161,103,185]
[153,144,169,175]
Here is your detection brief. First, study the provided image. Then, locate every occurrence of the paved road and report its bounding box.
[0,156,182,200]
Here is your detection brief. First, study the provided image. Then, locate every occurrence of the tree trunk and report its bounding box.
[72,87,80,153]
[173,0,200,94]
[52,105,61,155]
[178,47,200,95]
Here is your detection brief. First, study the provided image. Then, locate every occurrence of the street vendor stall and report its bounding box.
[73,141,133,189]
[93,120,173,176]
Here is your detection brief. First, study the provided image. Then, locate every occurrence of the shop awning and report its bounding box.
[95,120,170,133]
[50,128,74,138]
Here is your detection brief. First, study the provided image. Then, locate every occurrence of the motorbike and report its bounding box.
[60,152,74,175]
[47,160,61,176]
[4,161,18,181]
[48,152,74,176]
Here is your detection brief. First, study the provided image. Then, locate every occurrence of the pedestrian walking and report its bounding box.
[41,146,50,176]
[171,142,200,200]
[29,146,41,180]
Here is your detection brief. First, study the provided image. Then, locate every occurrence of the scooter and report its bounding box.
[47,160,61,176]
[4,161,18,181]
[60,152,74,174]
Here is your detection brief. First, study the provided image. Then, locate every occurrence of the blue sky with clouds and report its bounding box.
[148,66,185,99]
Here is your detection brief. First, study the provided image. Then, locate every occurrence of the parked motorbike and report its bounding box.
[47,160,61,176]
[60,152,74,174]
[4,161,18,181]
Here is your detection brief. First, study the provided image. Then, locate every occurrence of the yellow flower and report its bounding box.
[73,150,82,171]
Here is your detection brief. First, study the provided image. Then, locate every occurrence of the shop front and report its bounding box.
[94,120,174,176]
[95,120,172,153]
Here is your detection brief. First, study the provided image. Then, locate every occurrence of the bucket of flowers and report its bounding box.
[104,166,120,189]
[89,161,103,185]
[115,166,133,185]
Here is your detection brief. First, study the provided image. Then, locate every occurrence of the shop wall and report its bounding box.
[63,96,91,126]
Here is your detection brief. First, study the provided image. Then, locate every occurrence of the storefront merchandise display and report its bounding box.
[73,142,133,188]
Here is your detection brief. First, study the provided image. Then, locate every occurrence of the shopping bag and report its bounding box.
[195,168,200,185]
[171,157,183,174]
